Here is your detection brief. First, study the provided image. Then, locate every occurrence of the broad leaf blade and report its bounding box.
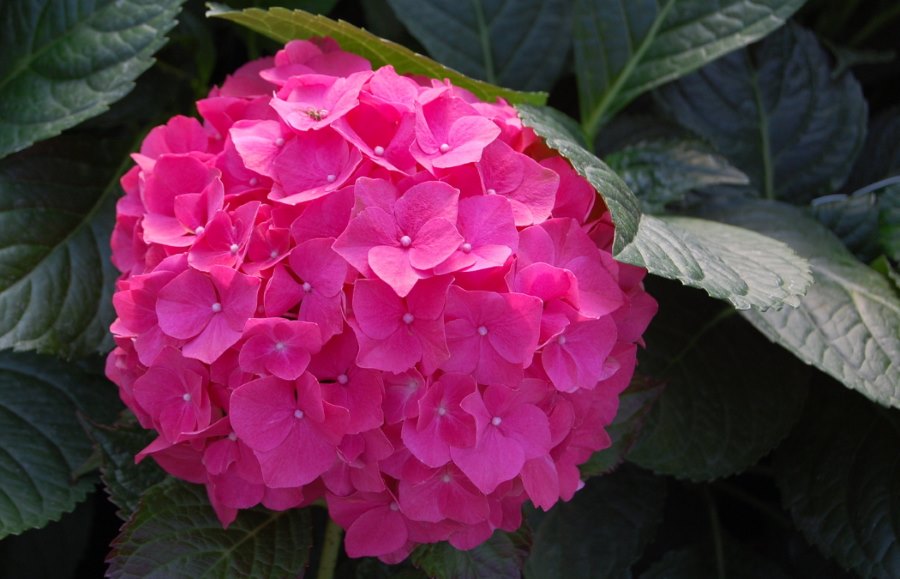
[412,530,528,579]
[809,192,880,260]
[107,479,312,578]
[516,104,641,254]
[384,0,572,91]
[641,538,792,579]
[525,466,665,579]
[617,214,813,310]
[706,200,900,408]
[628,279,810,481]
[658,24,868,202]
[0,0,184,159]
[580,373,665,477]
[0,351,118,538]
[774,382,900,577]
[574,0,806,136]
[206,4,546,106]
[606,139,749,214]
[0,136,123,356]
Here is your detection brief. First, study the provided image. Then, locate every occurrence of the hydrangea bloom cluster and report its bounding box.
[106,38,656,562]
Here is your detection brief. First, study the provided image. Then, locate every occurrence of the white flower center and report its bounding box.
[399,235,412,247]
[437,406,447,417]
[269,249,279,259]
[558,335,567,345]
[486,188,497,195]
[477,325,488,336]
[389,502,399,511]
[337,374,349,385]
[326,174,336,183]
[274,342,286,352]
[228,432,237,441]
[374,145,385,156]
[439,143,450,153]
[195,226,205,235]
[491,416,502,426]
[461,242,472,253]
[294,409,304,419]
[302,282,313,293]
[211,302,222,313]
[182,393,191,402]
[274,137,285,147]
[402,312,415,325]
[249,177,259,186]
[229,243,239,254]
[441,474,452,483]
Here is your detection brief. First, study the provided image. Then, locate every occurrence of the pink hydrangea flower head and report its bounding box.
[106,37,657,562]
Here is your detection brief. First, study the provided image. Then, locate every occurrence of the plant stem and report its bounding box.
[317,517,344,579]
[703,485,727,579]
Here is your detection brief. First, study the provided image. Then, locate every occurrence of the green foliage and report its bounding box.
[0,0,185,159]
[708,201,900,408]
[107,479,313,578]
[411,529,529,579]
[775,383,900,577]
[628,279,810,480]
[616,214,812,310]
[0,352,118,538]
[525,466,666,578]
[206,3,547,105]
[641,537,792,578]
[657,23,868,202]
[384,0,572,91]
[0,136,127,356]
[573,0,806,139]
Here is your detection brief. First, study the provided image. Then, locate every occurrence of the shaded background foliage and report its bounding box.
[0,0,898,577]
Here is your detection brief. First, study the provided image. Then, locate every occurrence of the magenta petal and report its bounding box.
[408,219,463,270]
[230,376,295,451]
[345,507,408,558]
[156,269,217,340]
[255,420,337,487]
[451,426,524,494]
[368,245,420,297]
[333,207,399,276]
[352,278,404,339]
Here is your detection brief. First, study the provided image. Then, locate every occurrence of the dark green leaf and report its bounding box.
[880,185,900,261]
[658,24,868,202]
[0,351,118,538]
[384,0,572,91]
[616,214,813,310]
[809,192,880,260]
[704,200,900,408]
[0,135,124,356]
[774,382,900,577]
[640,537,791,579]
[845,106,900,191]
[606,139,748,214]
[0,0,185,159]
[107,479,312,578]
[628,279,810,481]
[580,373,665,477]
[206,4,547,106]
[412,529,528,579]
[516,104,640,254]
[525,466,666,579]
[85,414,165,519]
[574,0,806,138]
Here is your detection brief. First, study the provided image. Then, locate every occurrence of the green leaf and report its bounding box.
[107,479,312,578]
[809,192,880,260]
[880,185,900,262]
[580,373,665,477]
[705,200,900,408]
[605,139,748,214]
[0,135,125,356]
[525,466,665,579]
[657,23,868,202]
[640,537,791,579]
[205,4,546,106]
[0,0,185,159]
[846,106,900,191]
[616,214,813,310]
[84,414,165,519]
[774,382,900,577]
[574,0,806,139]
[412,529,529,579]
[516,104,641,254]
[384,0,572,91]
[0,351,119,538]
[628,279,810,481]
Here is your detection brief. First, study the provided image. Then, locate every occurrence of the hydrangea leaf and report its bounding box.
[658,24,868,203]
[205,3,547,106]
[580,373,665,477]
[640,537,791,579]
[516,104,641,254]
[809,192,880,261]
[774,382,900,577]
[84,415,166,519]
[0,0,185,159]
[0,351,118,538]
[706,200,900,408]
[107,479,312,578]
[412,529,529,579]
[605,139,749,214]
[0,136,124,356]
[628,279,810,481]
[384,0,572,91]
[525,466,666,579]
[616,214,813,311]
[574,0,806,138]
